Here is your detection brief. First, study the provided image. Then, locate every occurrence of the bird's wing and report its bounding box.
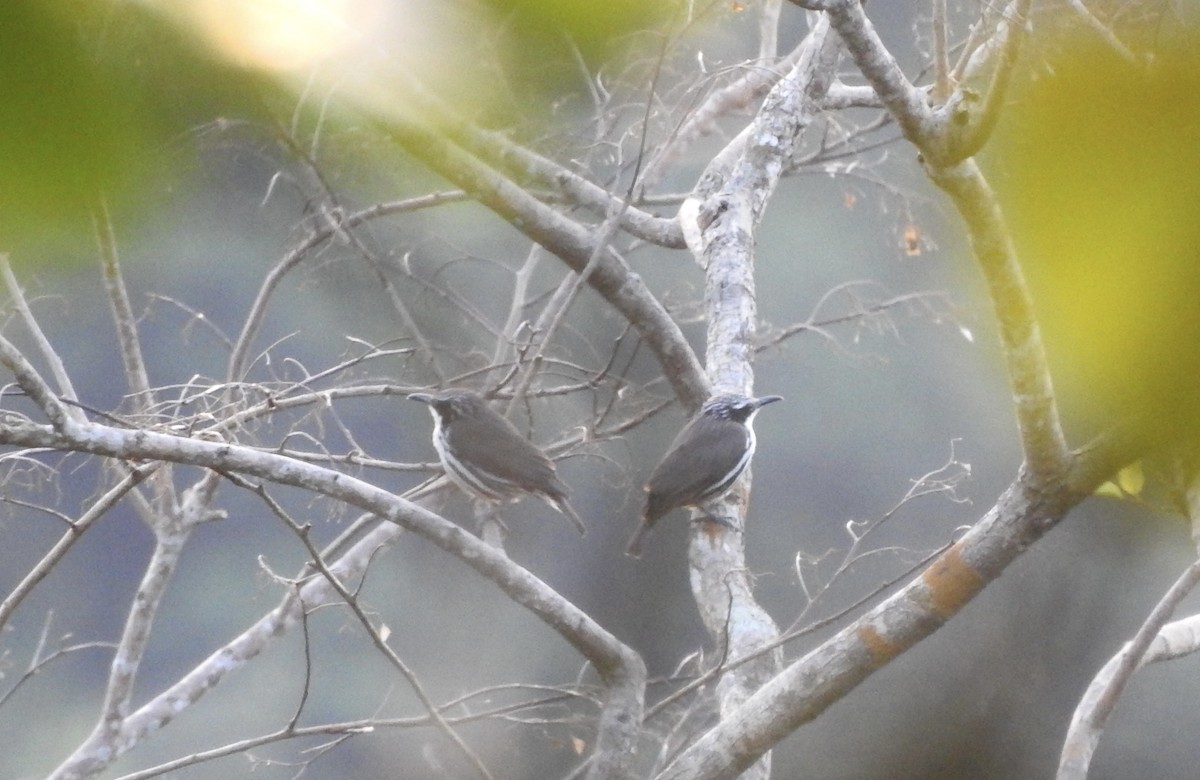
[445,410,561,493]
[644,419,749,518]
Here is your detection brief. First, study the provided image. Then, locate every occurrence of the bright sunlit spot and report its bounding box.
[186,0,379,72]
[144,0,496,121]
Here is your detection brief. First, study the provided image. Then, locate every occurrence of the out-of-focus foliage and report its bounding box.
[148,0,614,131]
[1,0,519,259]
[0,0,695,260]
[482,0,682,59]
[0,1,146,249]
[1095,461,1145,500]
[149,0,528,128]
[477,0,685,98]
[995,40,1200,445]
[0,1,268,258]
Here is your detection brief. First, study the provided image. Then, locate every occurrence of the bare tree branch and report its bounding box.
[0,417,645,780]
[385,109,708,409]
[0,464,157,632]
[397,75,685,248]
[226,191,473,383]
[112,684,597,780]
[660,426,1138,780]
[643,36,813,189]
[1057,561,1200,779]
[53,530,194,779]
[954,0,1034,159]
[672,16,841,780]
[1058,461,1200,778]
[1,4,1181,778]
[1065,0,1140,64]
[93,201,154,413]
[927,159,1069,481]
[227,472,495,780]
[931,0,954,102]
[790,0,1067,479]
[0,257,83,430]
[788,0,939,151]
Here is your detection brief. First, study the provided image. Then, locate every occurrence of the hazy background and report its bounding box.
[1,2,1197,778]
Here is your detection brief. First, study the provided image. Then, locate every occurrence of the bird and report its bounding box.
[408,388,586,535]
[625,393,782,557]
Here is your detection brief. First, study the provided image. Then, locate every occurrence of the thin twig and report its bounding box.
[0,257,81,429]
[932,0,954,102]
[112,685,596,780]
[1058,558,1200,779]
[93,200,154,413]
[1064,0,1139,64]
[225,471,495,780]
[0,464,158,632]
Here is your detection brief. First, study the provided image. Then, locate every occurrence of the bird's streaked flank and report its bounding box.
[626,393,782,557]
[409,388,586,535]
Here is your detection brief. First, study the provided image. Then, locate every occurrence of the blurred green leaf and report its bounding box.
[0,1,272,260]
[1096,461,1145,500]
[476,0,684,114]
[994,41,1200,444]
[484,0,682,60]
[0,2,143,245]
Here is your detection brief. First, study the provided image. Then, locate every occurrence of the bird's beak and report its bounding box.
[408,392,435,405]
[754,394,783,408]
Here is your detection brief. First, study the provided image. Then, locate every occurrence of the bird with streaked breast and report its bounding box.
[625,393,782,557]
[409,388,586,535]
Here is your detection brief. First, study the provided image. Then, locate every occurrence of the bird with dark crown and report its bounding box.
[409,388,586,535]
[626,393,782,557]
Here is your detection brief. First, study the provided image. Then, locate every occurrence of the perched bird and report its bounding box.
[409,389,586,535]
[625,393,782,557]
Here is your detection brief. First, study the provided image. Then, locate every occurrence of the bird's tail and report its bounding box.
[547,496,587,536]
[624,521,650,558]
